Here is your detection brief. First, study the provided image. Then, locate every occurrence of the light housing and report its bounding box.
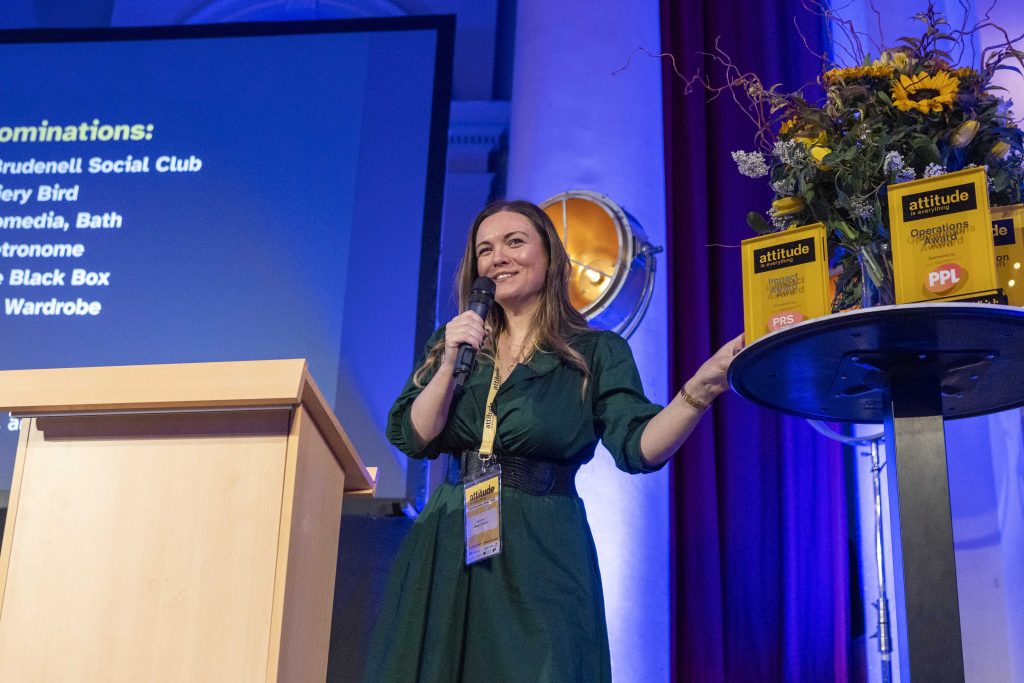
[540,190,660,338]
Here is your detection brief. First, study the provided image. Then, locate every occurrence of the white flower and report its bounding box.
[767,208,790,230]
[882,151,905,174]
[895,167,917,183]
[883,151,916,183]
[841,196,875,220]
[773,139,804,165]
[771,177,797,195]
[923,163,946,178]
[731,150,769,178]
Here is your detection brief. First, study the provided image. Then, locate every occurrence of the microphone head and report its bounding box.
[469,276,496,304]
[467,277,495,319]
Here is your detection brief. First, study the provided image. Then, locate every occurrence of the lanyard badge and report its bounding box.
[463,458,501,564]
[464,361,503,565]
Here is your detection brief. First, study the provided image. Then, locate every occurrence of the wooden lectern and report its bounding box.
[0,360,375,682]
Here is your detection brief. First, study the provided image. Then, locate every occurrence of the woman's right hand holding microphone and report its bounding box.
[441,310,489,371]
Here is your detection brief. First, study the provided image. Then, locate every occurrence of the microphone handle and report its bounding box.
[453,345,475,389]
[452,300,490,389]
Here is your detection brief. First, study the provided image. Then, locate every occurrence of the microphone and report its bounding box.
[453,276,496,390]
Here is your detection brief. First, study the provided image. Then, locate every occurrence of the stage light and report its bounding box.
[541,190,661,338]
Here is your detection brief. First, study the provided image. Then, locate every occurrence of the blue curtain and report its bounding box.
[660,1,856,679]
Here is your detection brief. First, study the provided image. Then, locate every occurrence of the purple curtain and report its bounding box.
[660,1,854,680]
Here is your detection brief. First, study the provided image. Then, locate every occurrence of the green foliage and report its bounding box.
[727,2,1024,310]
[747,211,770,233]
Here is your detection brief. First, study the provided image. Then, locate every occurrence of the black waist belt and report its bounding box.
[446,452,580,497]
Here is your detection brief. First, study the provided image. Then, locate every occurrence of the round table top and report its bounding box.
[727,303,1024,423]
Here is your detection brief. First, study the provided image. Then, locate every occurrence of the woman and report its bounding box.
[366,199,742,682]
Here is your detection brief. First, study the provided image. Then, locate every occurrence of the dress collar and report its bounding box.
[517,348,559,378]
[462,347,562,400]
[495,348,560,396]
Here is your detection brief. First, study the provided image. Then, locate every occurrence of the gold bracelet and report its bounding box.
[681,390,710,412]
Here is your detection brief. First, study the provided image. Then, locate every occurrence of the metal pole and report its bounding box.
[869,437,893,683]
[808,420,893,680]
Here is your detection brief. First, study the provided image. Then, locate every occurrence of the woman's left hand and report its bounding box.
[640,332,746,466]
[684,333,745,404]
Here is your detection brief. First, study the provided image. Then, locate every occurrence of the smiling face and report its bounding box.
[474,210,549,314]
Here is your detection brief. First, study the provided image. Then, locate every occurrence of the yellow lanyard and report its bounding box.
[477,360,501,457]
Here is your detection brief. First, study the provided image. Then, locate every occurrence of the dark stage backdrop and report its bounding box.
[661,2,854,680]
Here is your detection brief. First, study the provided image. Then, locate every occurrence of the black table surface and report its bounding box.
[727,303,1024,424]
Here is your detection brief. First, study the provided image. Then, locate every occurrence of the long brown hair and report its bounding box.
[414,199,591,388]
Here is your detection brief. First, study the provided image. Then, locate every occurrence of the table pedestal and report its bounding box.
[728,304,1024,681]
[885,367,963,680]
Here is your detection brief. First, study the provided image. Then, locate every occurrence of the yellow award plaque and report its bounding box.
[888,167,997,303]
[991,204,1024,306]
[741,222,830,343]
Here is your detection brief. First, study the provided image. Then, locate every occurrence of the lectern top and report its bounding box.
[0,359,374,490]
[0,359,309,413]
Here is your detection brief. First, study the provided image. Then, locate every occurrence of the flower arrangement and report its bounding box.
[725,3,1024,310]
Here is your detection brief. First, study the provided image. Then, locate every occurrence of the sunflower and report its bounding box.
[824,64,894,84]
[892,71,959,113]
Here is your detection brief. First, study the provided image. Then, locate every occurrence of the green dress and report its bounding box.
[365,328,664,683]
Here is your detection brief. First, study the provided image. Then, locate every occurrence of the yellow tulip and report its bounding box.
[989,141,1011,160]
[876,50,911,72]
[795,130,827,147]
[772,196,806,216]
[810,146,833,168]
[949,120,979,148]
[779,117,799,135]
